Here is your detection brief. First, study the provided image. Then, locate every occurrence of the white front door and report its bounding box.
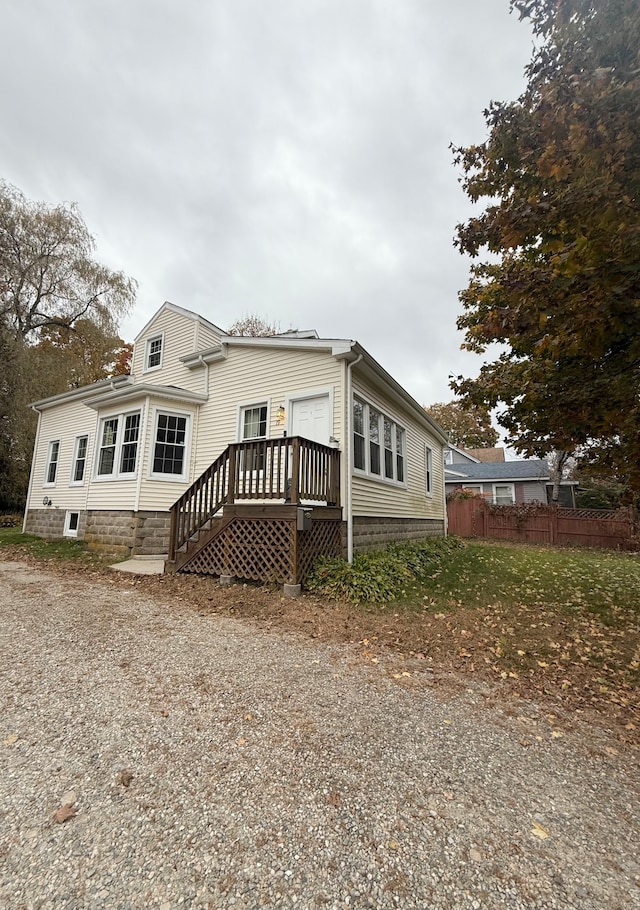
[290,395,330,444]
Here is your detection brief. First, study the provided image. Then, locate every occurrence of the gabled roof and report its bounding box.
[445,459,551,482]
[134,301,226,343]
[445,443,479,463]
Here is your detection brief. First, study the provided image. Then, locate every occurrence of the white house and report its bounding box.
[24,302,448,584]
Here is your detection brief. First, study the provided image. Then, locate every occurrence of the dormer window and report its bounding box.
[145,335,163,371]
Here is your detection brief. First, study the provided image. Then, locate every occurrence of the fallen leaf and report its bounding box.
[531,820,549,839]
[118,769,134,787]
[236,736,247,746]
[4,734,18,745]
[551,730,564,739]
[54,804,77,824]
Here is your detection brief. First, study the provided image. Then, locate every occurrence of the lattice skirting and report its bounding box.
[180,516,343,584]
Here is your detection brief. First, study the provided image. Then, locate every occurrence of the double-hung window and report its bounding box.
[493,483,515,505]
[353,399,365,471]
[71,435,88,484]
[240,403,268,472]
[45,440,60,486]
[425,446,433,495]
[96,412,140,479]
[152,411,190,479]
[145,335,163,371]
[352,396,406,484]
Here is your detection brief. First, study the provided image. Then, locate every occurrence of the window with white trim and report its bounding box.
[462,483,482,494]
[493,483,515,505]
[64,510,80,538]
[352,396,406,484]
[240,403,268,471]
[44,440,60,486]
[425,446,433,495]
[71,435,88,484]
[396,426,405,483]
[152,411,190,478]
[95,412,140,478]
[145,335,163,371]
[353,399,365,471]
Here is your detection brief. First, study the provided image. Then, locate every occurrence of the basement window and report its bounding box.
[64,511,80,538]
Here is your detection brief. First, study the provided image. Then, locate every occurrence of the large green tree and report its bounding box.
[451,0,640,498]
[0,181,136,510]
[425,400,499,449]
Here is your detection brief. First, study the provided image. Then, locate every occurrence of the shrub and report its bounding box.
[307,536,464,604]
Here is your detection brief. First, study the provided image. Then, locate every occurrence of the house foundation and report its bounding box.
[24,508,171,557]
[352,516,445,553]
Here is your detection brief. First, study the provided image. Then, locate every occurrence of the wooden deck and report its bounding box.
[167,437,343,584]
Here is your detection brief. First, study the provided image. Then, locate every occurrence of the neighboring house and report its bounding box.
[24,302,448,584]
[444,444,505,465]
[445,458,577,507]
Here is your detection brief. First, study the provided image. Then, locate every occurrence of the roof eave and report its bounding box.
[83,383,208,410]
[31,375,133,411]
[340,343,449,445]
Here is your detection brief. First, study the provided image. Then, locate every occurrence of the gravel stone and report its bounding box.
[0,559,638,909]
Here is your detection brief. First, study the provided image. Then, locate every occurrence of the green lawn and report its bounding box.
[0,526,101,563]
[406,540,640,623]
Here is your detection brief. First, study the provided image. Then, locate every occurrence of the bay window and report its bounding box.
[353,396,405,484]
[95,412,140,479]
[152,411,190,479]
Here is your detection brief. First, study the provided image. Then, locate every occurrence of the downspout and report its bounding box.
[442,445,448,537]
[22,406,42,533]
[346,352,363,563]
[199,355,210,397]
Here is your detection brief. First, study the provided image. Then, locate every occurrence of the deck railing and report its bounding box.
[168,436,341,561]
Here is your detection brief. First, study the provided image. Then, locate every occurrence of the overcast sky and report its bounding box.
[2,0,533,408]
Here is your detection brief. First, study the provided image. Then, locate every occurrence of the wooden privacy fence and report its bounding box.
[447,498,638,551]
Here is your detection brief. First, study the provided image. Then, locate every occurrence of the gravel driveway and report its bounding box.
[1,559,638,909]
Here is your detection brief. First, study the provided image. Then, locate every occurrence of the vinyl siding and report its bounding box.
[27,400,98,512]
[522,481,548,503]
[351,377,444,520]
[192,346,344,476]
[131,308,212,394]
[194,319,224,350]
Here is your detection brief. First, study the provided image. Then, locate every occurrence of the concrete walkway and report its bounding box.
[109,555,166,575]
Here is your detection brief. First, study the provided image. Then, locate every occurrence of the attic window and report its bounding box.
[145,335,163,371]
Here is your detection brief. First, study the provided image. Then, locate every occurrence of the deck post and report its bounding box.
[227,445,237,504]
[290,437,301,506]
[168,506,177,562]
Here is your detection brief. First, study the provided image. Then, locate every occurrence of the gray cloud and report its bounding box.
[1,0,532,406]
